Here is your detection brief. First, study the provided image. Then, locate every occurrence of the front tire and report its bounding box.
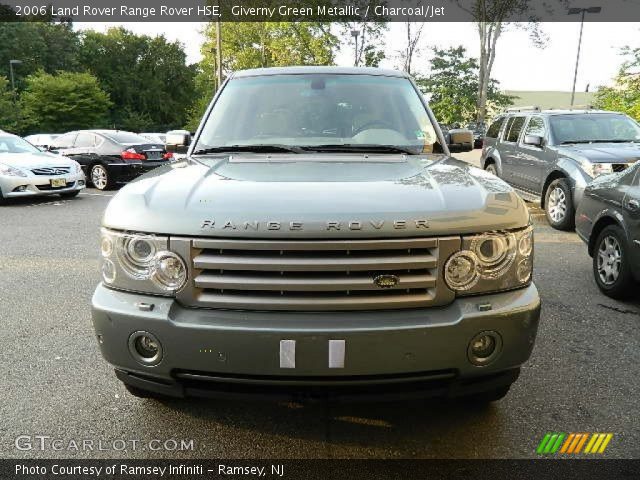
[484,162,499,177]
[593,225,635,299]
[90,164,113,191]
[544,178,575,230]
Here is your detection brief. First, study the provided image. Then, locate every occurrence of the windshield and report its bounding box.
[194,74,439,155]
[0,136,41,154]
[550,114,640,144]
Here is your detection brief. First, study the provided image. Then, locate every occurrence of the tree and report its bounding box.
[19,71,111,133]
[454,1,546,124]
[0,21,80,88]
[77,27,196,131]
[595,47,640,121]
[399,22,425,75]
[339,21,387,67]
[0,76,17,132]
[416,47,514,125]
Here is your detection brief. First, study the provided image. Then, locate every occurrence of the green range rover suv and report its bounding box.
[91,67,541,402]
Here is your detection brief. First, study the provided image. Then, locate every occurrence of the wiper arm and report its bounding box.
[590,139,638,143]
[192,144,304,155]
[300,144,417,155]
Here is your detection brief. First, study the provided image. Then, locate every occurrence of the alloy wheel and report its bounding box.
[547,187,567,223]
[597,235,622,285]
[91,165,108,190]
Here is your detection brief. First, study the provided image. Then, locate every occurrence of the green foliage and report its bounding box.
[0,21,79,88]
[416,46,514,125]
[77,27,196,132]
[0,76,17,132]
[339,21,387,67]
[595,47,640,121]
[19,71,111,133]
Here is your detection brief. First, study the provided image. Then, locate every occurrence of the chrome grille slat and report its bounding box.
[31,167,71,176]
[194,272,436,291]
[193,253,437,272]
[172,236,460,311]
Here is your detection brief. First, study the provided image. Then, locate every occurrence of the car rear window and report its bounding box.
[103,132,151,145]
[506,117,526,142]
[486,117,505,138]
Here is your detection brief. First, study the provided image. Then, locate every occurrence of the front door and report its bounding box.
[518,116,553,194]
[623,164,640,270]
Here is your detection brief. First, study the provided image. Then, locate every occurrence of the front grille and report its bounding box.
[31,167,71,175]
[36,182,75,191]
[173,237,459,311]
[612,164,629,173]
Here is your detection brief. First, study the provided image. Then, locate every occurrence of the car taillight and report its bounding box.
[163,152,173,160]
[121,148,145,161]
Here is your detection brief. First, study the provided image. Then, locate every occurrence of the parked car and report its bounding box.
[0,132,85,203]
[49,130,173,190]
[92,66,539,403]
[24,133,60,151]
[139,133,167,144]
[481,108,640,230]
[575,161,640,299]
[467,122,485,149]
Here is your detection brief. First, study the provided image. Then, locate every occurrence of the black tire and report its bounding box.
[463,385,511,403]
[90,164,114,191]
[484,161,499,177]
[592,225,636,299]
[0,187,6,205]
[544,178,575,231]
[124,383,161,399]
[59,190,80,199]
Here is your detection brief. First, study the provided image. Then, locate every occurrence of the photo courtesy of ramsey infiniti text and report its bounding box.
[91,67,540,402]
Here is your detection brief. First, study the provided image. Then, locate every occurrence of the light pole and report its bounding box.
[568,6,601,106]
[9,59,22,96]
[350,29,359,67]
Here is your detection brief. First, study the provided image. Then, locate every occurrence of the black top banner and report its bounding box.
[1,0,640,22]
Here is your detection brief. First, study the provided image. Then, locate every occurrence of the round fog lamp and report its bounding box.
[151,251,187,291]
[468,331,502,366]
[128,331,163,366]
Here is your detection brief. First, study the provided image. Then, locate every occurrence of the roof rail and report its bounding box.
[505,106,541,113]
[545,105,596,111]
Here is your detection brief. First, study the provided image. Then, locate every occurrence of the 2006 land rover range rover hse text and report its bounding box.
[91,67,540,402]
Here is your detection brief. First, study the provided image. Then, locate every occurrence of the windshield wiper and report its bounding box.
[299,144,418,155]
[590,139,638,143]
[192,144,304,155]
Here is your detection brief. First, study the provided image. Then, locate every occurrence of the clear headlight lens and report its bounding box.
[0,163,27,177]
[100,229,187,295]
[73,161,82,174]
[583,161,613,178]
[445,226,534,296]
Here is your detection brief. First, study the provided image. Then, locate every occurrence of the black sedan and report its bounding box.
[576,161,640,299]
[49,130,173,190]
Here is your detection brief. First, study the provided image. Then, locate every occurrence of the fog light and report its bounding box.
[78,180,85,186]
[468,331,502,366]
[128,331,163,366]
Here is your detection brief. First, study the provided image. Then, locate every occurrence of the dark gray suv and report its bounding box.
[481,109,640,230]
[576,161,640,299]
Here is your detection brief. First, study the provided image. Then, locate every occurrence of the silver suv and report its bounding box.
[91,67,540,403]
[481,108,640,230]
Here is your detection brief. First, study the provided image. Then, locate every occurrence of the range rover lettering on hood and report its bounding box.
[200,219,430,231]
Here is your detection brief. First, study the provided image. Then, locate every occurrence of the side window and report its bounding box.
[524,116,546,139]
[502,117,515,141]
[506,116,526,143]
[486,117,505,138]
[75,133,95,148]
[51,133,76,149]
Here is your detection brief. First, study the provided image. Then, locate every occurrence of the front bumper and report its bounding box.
[91,283,541,399]
[1,173,85,198]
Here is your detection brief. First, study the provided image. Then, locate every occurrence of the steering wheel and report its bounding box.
[352,120,397,136]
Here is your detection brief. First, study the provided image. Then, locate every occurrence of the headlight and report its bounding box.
[73,161,82,174]
[0,163,27,177]
[100,229,187,295]
[445,226,533,296]
[583,161,613,178]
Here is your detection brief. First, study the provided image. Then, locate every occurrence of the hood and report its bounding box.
[557,143,640,163]
[0,151,77,170]
[103,154,530,238]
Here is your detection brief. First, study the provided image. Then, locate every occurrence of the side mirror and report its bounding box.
[524,135,544,147]
[448,128,474,153]
[165,130,191,154]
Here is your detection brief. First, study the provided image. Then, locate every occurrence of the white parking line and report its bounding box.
[80,192,114,197]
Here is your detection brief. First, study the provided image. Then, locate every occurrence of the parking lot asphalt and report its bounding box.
[0,186,638,460]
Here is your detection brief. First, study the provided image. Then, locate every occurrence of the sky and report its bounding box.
[75,22,639,92]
